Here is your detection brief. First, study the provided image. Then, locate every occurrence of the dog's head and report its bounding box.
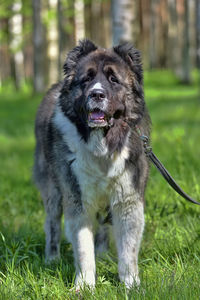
[59,39,145,153]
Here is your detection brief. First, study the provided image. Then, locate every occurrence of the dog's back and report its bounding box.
[34,83,61,191]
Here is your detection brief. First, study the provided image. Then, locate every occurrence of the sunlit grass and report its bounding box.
[0,71,200,299]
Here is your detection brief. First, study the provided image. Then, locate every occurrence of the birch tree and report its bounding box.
[111,0,137,45]
[32,0,45,92]
[22,0,33,81]
[74,0,85,43]
[9,0,24,89]
[48,0,59,85]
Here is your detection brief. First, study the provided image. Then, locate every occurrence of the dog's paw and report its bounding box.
[45,254,60,265]
[75,271,95,291]
[121,274,140,289]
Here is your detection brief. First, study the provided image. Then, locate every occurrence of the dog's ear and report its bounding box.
[114,43,144,124]
[63,39,97,85]
[113,43,143,84]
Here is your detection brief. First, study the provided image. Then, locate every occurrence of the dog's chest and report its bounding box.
[71,147,129,210]
[53,110,130,208]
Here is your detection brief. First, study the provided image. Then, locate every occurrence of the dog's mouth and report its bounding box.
[88,109,109,128]
[88,108,125,128]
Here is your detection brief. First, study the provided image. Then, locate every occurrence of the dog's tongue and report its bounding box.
[89,111,105,120]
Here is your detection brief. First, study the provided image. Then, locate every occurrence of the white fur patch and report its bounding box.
[53,105,82,153]
[90,82,103,90]
[108,146,129,178]
[53,105,109,156]
[65,218,96,289]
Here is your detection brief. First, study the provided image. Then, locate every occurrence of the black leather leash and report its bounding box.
[135,125,200,206]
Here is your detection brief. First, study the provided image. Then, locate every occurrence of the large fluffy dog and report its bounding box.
[34,39,151,289]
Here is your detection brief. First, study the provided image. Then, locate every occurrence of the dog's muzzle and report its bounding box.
[87,89,109,128]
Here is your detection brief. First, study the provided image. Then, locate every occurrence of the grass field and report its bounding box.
[0,71,200,299]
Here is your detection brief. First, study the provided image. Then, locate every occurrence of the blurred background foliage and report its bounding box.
[0,0,200,92]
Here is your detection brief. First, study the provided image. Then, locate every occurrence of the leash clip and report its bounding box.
[139,134,152,154]
[144,145,152,155]
[140,134,148,142]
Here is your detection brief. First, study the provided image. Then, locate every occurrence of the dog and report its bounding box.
[33,39,151,289]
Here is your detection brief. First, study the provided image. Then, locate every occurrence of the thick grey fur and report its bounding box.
[33,39,151,289]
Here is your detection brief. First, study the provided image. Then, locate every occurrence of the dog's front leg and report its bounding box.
[112,199,144,289]
[65,212,96,289]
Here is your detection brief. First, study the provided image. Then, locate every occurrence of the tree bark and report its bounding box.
[22,0,33,81]
[0,18,11,84]
[138,0,150,68]
[102,0,112,47]
[84,0,92,41]
[32,0,45,92]
[168,0,178,70]
[47,0,59,85]
[176,0,191,83]
[196,0,200,69]
[58,0,75,78]
[74,0,85,43]
[84,0,111,48]
[149,0,159,68]
[111,0,136,45]
[9,0,24,89]
[158,0,168,67]
[182,0,191,83]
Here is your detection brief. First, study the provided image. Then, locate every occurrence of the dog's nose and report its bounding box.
[89,89,106,101]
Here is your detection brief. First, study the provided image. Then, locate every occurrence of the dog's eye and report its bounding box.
[83,76,91,83]
[109,75,118,84]
[83,69,95,84]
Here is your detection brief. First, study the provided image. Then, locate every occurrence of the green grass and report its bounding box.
[0,71,200,299]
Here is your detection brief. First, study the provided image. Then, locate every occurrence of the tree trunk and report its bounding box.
[84,0,92,41]
[58,0,64,79]
[102,0,111,47]
[176,0,191,83]
[9,0,24,89]
[22,0,33,81]
[58,0,75,78]
[74,0,85,43]
[182,0,191,83]
[149,0,159,68]
[32,0,45,92]
[0,18,11,84]
[196,0,200,69]
[138,0,150,68]
[47,0,59,85]
[158,0,168,67]
[84,0,111,48]
[168,0,178,70]
[111,0,136,45]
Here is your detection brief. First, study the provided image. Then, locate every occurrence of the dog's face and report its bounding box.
[59,40,145,153]
[75,52,129,129]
